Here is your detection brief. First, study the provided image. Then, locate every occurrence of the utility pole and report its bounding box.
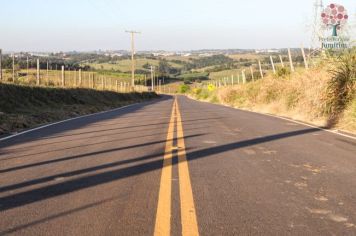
[125,30,141,91]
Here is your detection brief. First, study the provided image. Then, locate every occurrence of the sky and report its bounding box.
[0,0,355,52]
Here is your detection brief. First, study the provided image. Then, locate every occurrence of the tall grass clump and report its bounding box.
[324,48,356,127]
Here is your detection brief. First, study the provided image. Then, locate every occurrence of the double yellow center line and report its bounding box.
[154,97,199,236]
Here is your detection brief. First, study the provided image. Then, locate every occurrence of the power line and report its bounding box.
[87,0,122,28]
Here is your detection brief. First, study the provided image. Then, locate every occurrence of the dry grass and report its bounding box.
[1,69,149,92]
[191,50,356,133]
[0,83,158,135]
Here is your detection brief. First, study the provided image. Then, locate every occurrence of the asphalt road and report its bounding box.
[1,95,356,236]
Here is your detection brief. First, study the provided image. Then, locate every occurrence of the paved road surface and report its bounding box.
[1,95,356,235]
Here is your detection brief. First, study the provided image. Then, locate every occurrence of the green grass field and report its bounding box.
[85,58,184,72]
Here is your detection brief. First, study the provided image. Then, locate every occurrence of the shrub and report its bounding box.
[276,67,291,78]
[207,84,216,92]
[178,84,190,93]
[325,49,356,127]
[183,78,192,84]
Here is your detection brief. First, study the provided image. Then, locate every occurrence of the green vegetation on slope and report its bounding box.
[0,83,158,135]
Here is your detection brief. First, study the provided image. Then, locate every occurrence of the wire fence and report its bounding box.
[204,47,315,88]
[0,54,149,92]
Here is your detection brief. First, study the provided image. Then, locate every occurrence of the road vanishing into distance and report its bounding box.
[1,95,356,236]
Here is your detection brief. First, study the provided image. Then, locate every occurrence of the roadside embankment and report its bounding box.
[0,83,158,135]
[189,50,356,134]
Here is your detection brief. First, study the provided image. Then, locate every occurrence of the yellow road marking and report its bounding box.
[154,97,199,236]
[176,98,200,236]
[154,99,176,236]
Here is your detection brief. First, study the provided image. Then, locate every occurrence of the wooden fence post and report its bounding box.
[288,48,295,72]
[242,70,246,84]
[279,55,285,68]
[61,66,65,87]
[74,70,77,87]
[36,59,40,85]
[46,61,49,85]
[250,66,254,82]
[301,46,309,69]
[258,60,263,79]
[270,56,276,74]
[258,60,264,79]
[79,69,82,87]
[231,75,234,86]
[92,73,95,89]
[12,54,15,82]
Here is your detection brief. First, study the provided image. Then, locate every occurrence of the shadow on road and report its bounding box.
[1,197,119,235]
[0,133,204,175]
[0,126,209,161]
[0,127,320,213]
[0,95,173,149]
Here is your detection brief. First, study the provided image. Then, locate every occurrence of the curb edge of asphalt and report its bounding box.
[185,95,356,141]
[0,100,147,142]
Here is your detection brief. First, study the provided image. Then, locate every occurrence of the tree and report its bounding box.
[158,60,171,75]
[142,63,151,70]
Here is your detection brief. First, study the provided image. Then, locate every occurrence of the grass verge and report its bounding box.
[188,49,356,134]
[0,83,158,136]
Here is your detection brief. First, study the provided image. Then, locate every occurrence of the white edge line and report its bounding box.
[185,95,356,141]
[261,113,356,140]
[0,102,141,142]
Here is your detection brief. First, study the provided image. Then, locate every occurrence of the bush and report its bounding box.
[207,84,216,92]
[325,49,356,127]
[276,67,291,78]
[193,88,202,95]
[178,84,190,93]
[184,78,193,84]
